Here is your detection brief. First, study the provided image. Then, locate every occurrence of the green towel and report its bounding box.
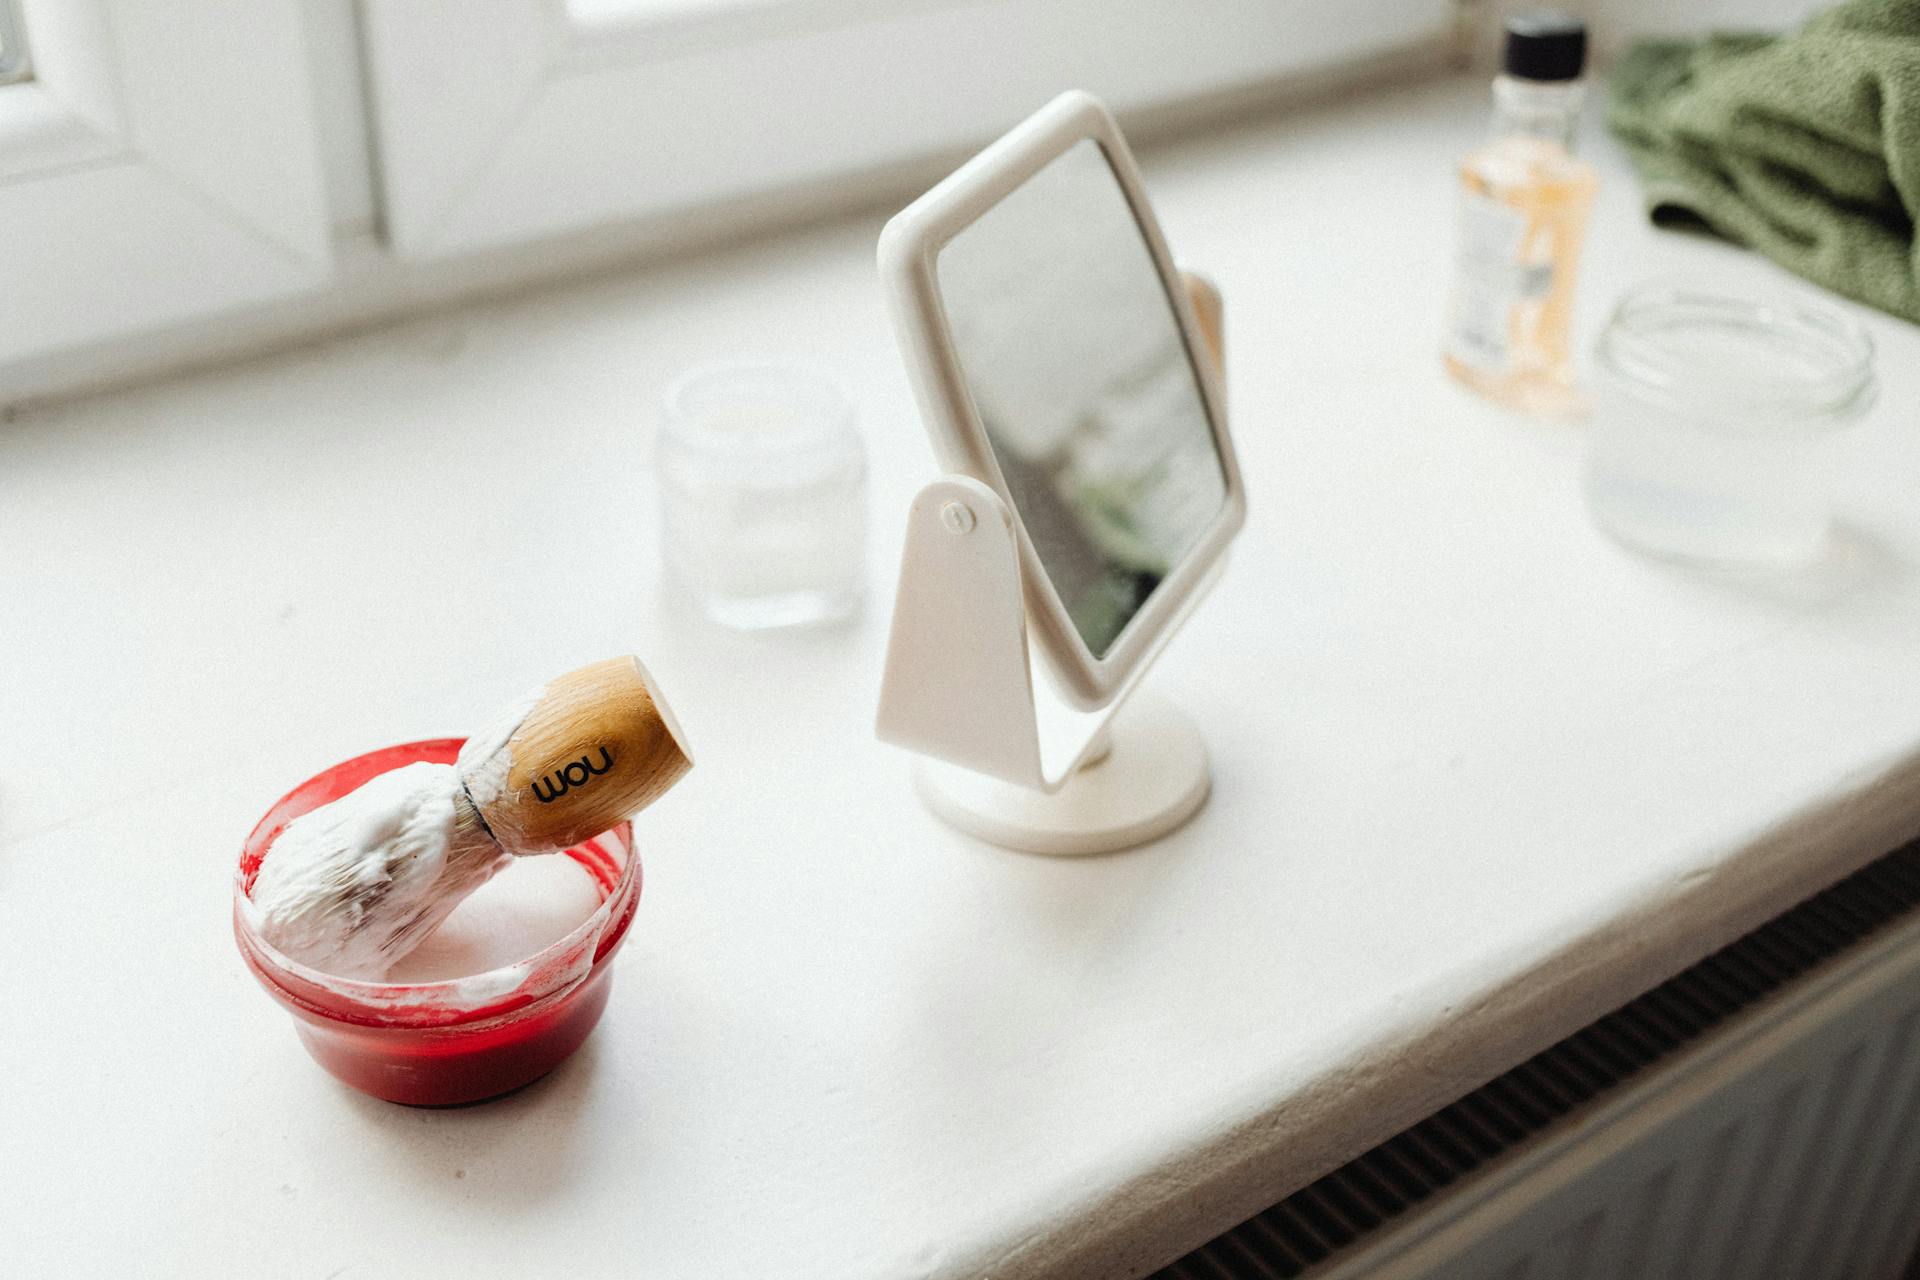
[1607,0,1920,324]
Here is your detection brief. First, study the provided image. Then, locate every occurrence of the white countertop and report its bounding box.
[4,74,1918,1279]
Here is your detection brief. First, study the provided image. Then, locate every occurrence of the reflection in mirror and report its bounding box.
[937,139,1226,660]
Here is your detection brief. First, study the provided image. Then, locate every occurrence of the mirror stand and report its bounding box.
[876,272,1224,856]
[910,689,1210,857]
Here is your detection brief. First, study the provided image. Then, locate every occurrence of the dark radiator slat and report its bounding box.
[1151,836,1920,1280]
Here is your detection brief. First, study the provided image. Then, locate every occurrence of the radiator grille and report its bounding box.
[1155,837,1920,1280]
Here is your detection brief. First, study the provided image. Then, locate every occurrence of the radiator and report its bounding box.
[1158,840,1920,1280]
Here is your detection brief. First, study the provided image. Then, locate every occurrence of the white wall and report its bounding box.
[1468,0,1832,65]
[1592,0,1830,44]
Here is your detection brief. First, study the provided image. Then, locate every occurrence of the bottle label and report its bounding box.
[1445,192,1550,374]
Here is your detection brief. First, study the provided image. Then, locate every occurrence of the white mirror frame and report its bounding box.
[877,90,1246,711]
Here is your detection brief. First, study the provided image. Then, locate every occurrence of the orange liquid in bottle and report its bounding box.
[1444,135,1596,415]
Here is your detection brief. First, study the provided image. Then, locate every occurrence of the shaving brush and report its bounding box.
[250,657,692,979]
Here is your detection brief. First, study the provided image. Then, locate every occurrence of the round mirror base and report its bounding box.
[912,693,1210,856]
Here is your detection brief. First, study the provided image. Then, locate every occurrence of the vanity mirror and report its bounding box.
[876,90,1245,855]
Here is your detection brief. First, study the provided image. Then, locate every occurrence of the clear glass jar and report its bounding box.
[658,363,866,629]
[1584,287,1876,568]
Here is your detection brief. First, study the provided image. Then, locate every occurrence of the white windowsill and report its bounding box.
[4,72,1918,1278]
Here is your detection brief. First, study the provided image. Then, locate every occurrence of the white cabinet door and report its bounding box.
[363,0,1451,259]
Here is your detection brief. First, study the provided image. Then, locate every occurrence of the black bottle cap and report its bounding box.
[1503,11,1587,82]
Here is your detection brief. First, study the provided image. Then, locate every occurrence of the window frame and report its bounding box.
[361,0,1453,259]
[0,0,330,366]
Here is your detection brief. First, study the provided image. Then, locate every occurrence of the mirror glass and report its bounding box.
[937,139,1226,659]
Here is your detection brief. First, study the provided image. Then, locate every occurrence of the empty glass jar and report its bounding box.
[657,362,867,629]
[1584,287,1876,568]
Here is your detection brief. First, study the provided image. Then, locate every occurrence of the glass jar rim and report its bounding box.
[1597,285,1875,430]
[662,360,855,461]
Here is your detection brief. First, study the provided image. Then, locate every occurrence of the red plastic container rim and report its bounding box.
[234,738,640,1030]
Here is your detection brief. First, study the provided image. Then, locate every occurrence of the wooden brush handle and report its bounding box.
[459,656,693,855]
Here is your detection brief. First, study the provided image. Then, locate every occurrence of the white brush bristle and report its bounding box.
[250,761,509,980]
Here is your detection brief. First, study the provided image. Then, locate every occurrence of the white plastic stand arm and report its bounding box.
[874,476,1213,855]
[876,475,1108,793]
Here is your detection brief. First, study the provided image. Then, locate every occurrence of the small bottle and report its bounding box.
[1443,12,1598,414]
